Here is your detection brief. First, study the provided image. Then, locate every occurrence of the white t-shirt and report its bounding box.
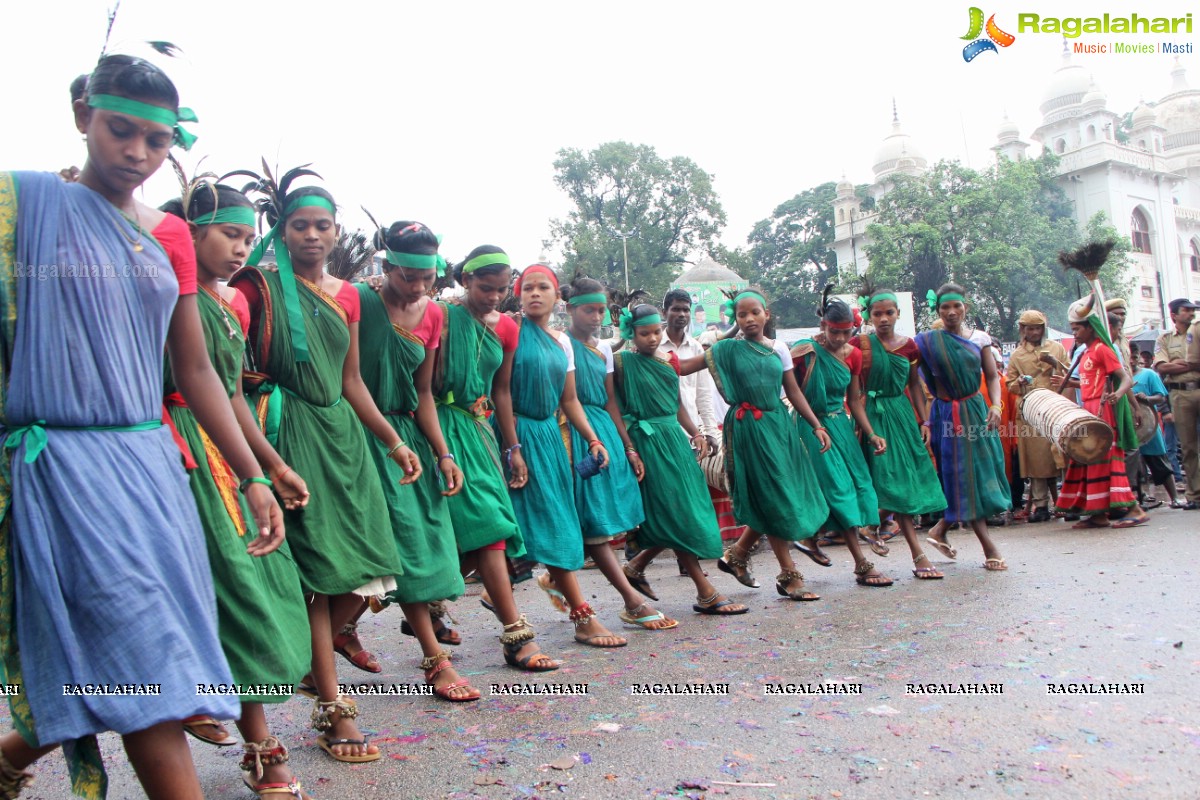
[597,339,615,374]
[551,330,576,373]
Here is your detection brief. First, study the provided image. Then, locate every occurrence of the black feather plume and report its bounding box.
[1059,239,1116,281]
[146,40,183,57]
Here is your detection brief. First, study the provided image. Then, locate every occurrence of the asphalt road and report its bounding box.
[5,508,1198,800]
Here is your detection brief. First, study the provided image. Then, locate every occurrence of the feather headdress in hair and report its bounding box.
[221,159,326,362]
[816,282,835,319]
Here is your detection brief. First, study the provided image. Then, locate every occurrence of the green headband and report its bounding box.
[86,94,198,150]
[191,206,256,227]
[462,252,511,274]
[723,290,767,324]
[385,250,448,276]
[568,292,608,307]
[245,195,336,363]
[860,292,898,310]
[618,308,662,340]
[927,289,966,311]
[283,195,336,218]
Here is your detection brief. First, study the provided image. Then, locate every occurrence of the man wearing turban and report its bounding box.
[1005,310,1069,522]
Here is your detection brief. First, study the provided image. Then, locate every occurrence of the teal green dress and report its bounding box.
[506,322,583,570]
[613,350,722,558]
[706,338,828,540]
[857,334,946,516]
[165,286,310,702]
[357,288,465,604]
[792,339,877,530]
[434,303,524,556]
[567,336,645,541]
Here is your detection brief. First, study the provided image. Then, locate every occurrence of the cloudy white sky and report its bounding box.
[4,0,1197,272]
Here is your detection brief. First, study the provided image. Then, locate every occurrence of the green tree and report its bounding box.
[861,153,1131,339]
[549,142,726,298]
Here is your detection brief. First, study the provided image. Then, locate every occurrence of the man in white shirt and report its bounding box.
[661,289,721,448]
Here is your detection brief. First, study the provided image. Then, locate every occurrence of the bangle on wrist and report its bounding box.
[269,464,292,481]
[812,425,827,433]
[921,420,931,428]
[587,439,601,448]
[386,440,407,457]
[239,476,272,494]
[438,453,455,463]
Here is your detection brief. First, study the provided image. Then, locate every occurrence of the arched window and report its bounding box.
[1055,138,1067,154]
[1131,208,1152,254]
[1087,125,1096,142]
[1191,239,1200,273]
[838,208,845,222]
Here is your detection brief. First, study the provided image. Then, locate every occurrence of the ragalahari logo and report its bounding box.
[962,7,1016,61]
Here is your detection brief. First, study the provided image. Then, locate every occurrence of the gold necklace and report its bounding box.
[108,202,145,253]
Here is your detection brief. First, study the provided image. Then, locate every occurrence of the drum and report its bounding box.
[699,446,728,492]
[1020,388,1113,465]
[1134,407,1159,446]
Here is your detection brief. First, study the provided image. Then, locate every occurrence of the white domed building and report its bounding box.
[832,102,929,275]
[831,55,1200,330]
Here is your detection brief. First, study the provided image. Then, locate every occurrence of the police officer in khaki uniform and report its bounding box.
[1154,298,1200,509]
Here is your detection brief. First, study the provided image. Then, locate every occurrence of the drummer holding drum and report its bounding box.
[1005,310,1069,523]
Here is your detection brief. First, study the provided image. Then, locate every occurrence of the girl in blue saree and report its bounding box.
[914,283,1009,571]
[0,55,283,800]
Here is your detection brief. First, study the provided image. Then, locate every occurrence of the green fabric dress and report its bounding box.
[567,337,645,540]
[793,340,878,531]
[506,322,583,571]
[357,288,464,604]
[229,267,402,595]
[164,286,310,702]
[859,334,946,516]
[613,350,722,558]
[433,303,524,556]
[706,338,828,540]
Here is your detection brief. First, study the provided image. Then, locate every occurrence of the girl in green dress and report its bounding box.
[790,292,892,587]
[561,277,675,631]
[617,305,748,615]
[680,291,834,602]
[435,247,559,671]
[231,180,418,764]
[163,183,315,798]
[357,220,477,701]
[499,265,625,647]
[850,286,948,579]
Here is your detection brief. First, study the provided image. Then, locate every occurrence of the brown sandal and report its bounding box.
[240,736,310,799]
[500,615,561,671]
[421,650,480,702]
[0,745,33,799]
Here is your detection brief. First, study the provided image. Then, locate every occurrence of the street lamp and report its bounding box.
[606,226,639,293]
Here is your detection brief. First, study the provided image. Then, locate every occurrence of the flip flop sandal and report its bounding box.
[618,604,679,630]
[400,618,462,646]
[1140,498,1163,510]
[1071,518,1109,529]
[858,531,890,557]
[1110,517,1148,529]
[692,596,750,615]
[926,537,957,560]
[316,734,381,763]
[537,573,570,613]
[503,642,561,672]
[717,548,760,588]
[912,565,944,579]
[774,571,820,601]
[982,557,1009,571]
[622,565,660,601]
[182,716,238,747]
[854,560,893,587]
[792,540,833,567]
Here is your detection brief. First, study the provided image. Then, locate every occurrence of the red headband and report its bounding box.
[522,263,559,290]
[825,320,854,331]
